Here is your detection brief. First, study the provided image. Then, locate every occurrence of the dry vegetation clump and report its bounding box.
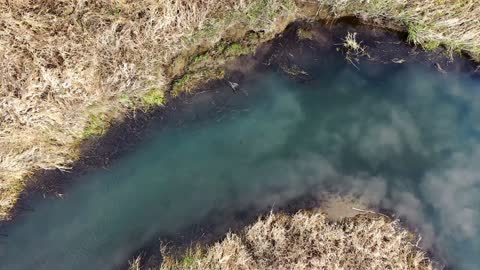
[341,31,369,68]
[1,0,480,220]
[142,211,433,270]
[324,0,480,59]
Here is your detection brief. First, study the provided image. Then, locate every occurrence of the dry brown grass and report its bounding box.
[325,0,480,58]
[1,0,480,220]
[147,211,433,270]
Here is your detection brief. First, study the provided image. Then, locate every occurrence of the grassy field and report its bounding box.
[1,0,480,220]
[130,211,433,270]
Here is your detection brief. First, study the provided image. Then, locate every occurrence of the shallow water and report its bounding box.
[1,27,480,270]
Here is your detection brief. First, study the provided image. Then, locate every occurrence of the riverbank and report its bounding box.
[1,0,480,221]
[131,210,433,270]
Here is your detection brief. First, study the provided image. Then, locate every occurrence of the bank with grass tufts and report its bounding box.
[129,211,433,270]
[1,0,480,220]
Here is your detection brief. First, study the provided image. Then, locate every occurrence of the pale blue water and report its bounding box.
[1,41,479,270]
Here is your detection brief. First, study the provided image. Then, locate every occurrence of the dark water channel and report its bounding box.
[1,22,479,270]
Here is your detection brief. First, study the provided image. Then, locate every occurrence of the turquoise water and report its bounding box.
[1,37,480,269]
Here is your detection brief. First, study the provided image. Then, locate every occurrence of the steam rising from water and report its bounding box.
[1,52,479,269]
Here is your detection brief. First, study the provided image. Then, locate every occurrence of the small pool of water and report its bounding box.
[1,24,479,270]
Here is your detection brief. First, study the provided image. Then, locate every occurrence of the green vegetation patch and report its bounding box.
[248,0,275,22]
[406,22,442,51]
[119,94,134,108]
[215,41,228,54]
[247,0,268,20]
[406,22,423,45]
[191,53,210,65]
[141,88,165,109]
[181,250,200,267]
[423,40,441,51]
[188,18,221,44]
[172,73,193,94]
[172,68,225,96]
[174,29,264,98]
[83,113,110,138]
[225,42,251,57]
[247,0,295,23]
